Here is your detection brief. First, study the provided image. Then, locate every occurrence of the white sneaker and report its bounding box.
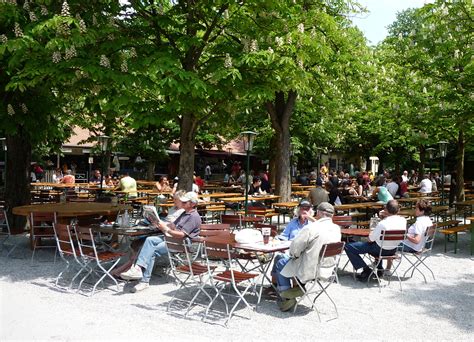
[384,269,393,277]
[120,265,143,280]
[130,282,149,293]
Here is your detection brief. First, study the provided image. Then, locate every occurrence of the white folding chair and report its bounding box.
[52,223,88,289]
[366,229,406,291]
[402,225,437,282]
[0,208,18,257]
[293,242,345,321]
[200,241,259,326]
[165,236,215,315]
[75,226,125,296]
[28,211,57,264]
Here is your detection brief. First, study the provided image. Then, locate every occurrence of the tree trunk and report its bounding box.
[455,128,465,202]
[178,114,198,192]
[5,132,31,233]
[268,135,277,186]
[146,160,155,181]
[419,146,425,178]
[265,91,297,202]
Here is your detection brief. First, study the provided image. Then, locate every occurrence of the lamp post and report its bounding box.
[97,135,110,192]
[0,138,6,191]
[241,131,257,216]
[438,141,448,205]
[426,147,436,175]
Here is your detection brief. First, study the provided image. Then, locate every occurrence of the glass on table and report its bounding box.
[262,228,271,244]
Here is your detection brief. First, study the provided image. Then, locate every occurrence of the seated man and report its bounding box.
[89,169,101,184]
[308,177,329,207]
[120,191,201,292]
[270,200,314,288]
[345,199,406,281]
[419,174,432,194]
[274,202,341,312]
[116,172,138,197]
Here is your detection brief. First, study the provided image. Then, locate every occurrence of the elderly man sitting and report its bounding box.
[120,191,201,292]
[273,202,341,312]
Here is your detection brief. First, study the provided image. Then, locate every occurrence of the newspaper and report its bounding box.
[142,205,163,224]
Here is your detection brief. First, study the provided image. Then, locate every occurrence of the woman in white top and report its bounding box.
[401,199,433,253]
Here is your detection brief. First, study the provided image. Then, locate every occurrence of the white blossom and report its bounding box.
[297,23,304,33]
[40,5,48,16]
[79,19,87,33]
[61,1,71,17]
[275,36,284,47]
[92,14,97,26]
[0,35,7,44]
[286,35,292,45]
[21,103,28,113]
[423,87,427,94]
[398,33,403,40]
[454,49,460,58]
[224,9,229,19]
[267,47,274,54]
[224,53,232,68]
[99,55,110,68]
[130,47,137,58]
[14,23,23,38]
[65,45,77,60]
[52,51,62,63]
[120,60,128,72]
[250,39,258,52]
[242,39,249,52]
[297,59,303,68]
[23,0,29,11]
[7,104,15,116]
[29,11,37,22]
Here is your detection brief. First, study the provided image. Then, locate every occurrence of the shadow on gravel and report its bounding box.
[390,274,474,332]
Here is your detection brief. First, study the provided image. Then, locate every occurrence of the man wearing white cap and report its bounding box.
[120,191,201,292]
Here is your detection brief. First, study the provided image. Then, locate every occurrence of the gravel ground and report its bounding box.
[1,230,473,341]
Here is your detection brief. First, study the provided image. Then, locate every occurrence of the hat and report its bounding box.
[316,178,323,186]
[299,200,312,208]
[179,191,199,204]
[316,202,334,214]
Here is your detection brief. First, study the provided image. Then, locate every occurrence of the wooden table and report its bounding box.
[13,202,131,221]
[467,217,474,255]
[341,228,370,237]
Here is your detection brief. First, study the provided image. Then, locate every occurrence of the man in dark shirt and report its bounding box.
[120,191,201,292]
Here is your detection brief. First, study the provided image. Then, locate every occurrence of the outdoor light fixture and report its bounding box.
[227,147,232,157]
[96,135,110,191]
[97,135,110,153]
[438,141,448,204]
[240,131,257,216]
[426,147,436,174]
[438,141,448,158]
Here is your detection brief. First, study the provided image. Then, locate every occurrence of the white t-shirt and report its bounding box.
[369,215,407,250]
[419,178,432,193]
[403,215,433,251]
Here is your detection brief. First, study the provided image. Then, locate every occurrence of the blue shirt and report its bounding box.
[277,217,309,241]
[377,186,393,204]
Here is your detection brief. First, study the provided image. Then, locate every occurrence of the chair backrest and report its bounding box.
[422,225,436,252]
[315,241,345,281]
[0,208,11,235]
[200,223,231,238]
[164,235,194,274]
[332,215,353,228]
[29,211,57,226]
[253,223,278,237]
[53,223,76,256]
[220,214,242,228]
[247,206,268,216]
[74,226,97,259]
[378,229,406,252]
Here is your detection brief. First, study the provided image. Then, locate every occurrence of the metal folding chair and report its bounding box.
[74,226,125,296]
[402,225,437,283]
[52,223,88,289]
[200,241,259,326]
[0,208,18,257]
[165,236,215,315]
[28,211,58,264]
[367,229,406,291]
[293,242,345,321]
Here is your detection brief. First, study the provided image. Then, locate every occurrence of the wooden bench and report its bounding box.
[436,220,467,254]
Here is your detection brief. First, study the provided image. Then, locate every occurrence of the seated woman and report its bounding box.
[248,176,266,196]
[154,176,172,192]
[371,176,393,204]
